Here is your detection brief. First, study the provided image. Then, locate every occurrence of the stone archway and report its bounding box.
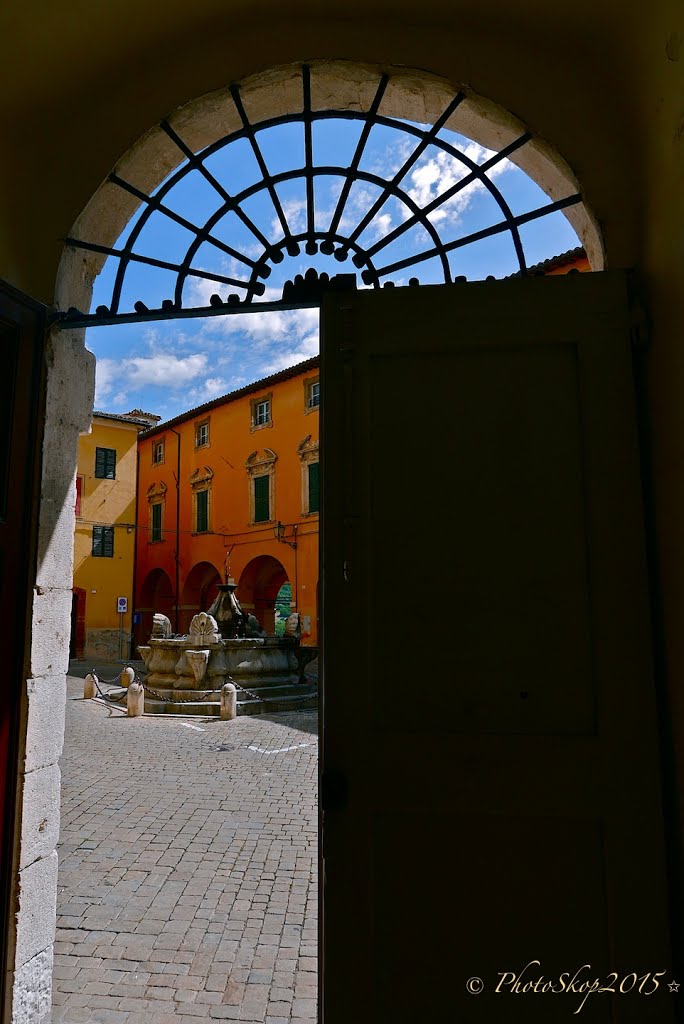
[238,555,289,635]
[10,55,613,1024]
[180,561,222,633]
[137,567,175,646]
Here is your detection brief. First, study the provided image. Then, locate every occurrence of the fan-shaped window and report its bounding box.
[64,65,587,328]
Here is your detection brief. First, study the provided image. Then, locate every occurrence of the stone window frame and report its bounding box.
[189,466,213,534]
[250,391,273,432]
[304,375,320,414]
[195,417,210,450]
[147,481,167,543]
[297,436,319,517]
[245,448,277,525]
[152,437,165,466]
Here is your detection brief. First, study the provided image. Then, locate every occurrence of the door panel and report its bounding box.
[321,273,673,1023]
[0,281,46,1012]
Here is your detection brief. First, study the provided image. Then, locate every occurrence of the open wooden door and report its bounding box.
[0,281,46,1014]
[320,272,673,1023]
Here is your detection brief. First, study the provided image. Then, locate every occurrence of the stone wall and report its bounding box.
[9,327,95,1023]
[84,629,132,663]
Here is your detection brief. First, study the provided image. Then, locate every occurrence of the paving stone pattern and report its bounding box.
[52,676,318,1023]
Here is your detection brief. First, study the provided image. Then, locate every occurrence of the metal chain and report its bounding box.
[90,666,131,685]
[143,684,215,704]
[233,681,318,705]
[90,668,317,709]
[91,678,127,705]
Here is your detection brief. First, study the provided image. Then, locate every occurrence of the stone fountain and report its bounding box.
[137,581,317,716]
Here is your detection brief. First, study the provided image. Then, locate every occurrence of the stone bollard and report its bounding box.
[221,682,237,721]
[84,673,97,699]
[127,681,145,717]
[120,665,135,688]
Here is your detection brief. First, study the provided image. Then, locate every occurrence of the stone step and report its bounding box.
[143,697,221,716]
[234,682,317,699]
[141,684,318,717]
[237,694,319,716]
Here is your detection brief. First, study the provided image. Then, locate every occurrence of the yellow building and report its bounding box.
[72,410,159,661]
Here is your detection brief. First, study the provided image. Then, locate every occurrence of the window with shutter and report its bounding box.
[196,490,208,533]
[151,502,162,542]
[92,525,114,557]
[254,475,270,523]
[75,476,83,517]
[95,446,116,479]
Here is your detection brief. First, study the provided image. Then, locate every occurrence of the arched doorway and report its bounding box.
[136,567,175,646]
[238,555,289,635]
[180,561,222,633]
[69,587,86,660]
[26,53,673,1024]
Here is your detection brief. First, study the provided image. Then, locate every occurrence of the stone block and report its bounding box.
[30,588,72,678]
[128,683,144,717]
[11,944,53,1024]
[19,764,61,870]
[24,674,66,772]
[44,330,96,436]
[15,851,59,967]
[35,494,76,590]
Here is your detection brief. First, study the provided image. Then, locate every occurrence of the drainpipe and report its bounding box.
[131,443,140,658]
[170,427,181,633]
[293,524,299,613]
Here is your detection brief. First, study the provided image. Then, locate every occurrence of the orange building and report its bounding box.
[134,357,320,650]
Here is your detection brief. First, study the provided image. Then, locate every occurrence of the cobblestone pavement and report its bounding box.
[52,676,318,1024]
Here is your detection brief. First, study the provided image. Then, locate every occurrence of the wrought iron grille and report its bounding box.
[58,65,582,329]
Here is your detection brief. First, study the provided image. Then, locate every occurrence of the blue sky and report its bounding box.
[89,117,581,422]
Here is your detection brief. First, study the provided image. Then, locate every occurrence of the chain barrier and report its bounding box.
[233,681,318,705]
[90,667,317,710]
[91,667,129,685]
[90,676,128,705]
[143,684,215,704]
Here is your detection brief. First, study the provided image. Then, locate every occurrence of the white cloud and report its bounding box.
[94,358,117,405]
[271,198,307,238]
[218,302,319,349]
[93,351,211,413]
[188,376,228,403]
[262,332,320,374]
[125,353,208,388]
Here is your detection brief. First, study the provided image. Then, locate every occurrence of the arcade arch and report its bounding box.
[137,567,175,646]
[238,554,289,635]
[180,561,222,632]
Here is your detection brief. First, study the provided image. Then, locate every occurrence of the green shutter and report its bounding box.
[95,446,116,479]
[92,525,114,557]
[254,475,270,523]
[196,490,208,533]
[103,526,114,557]
[308,461,319,513]
[152,502,162,541]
